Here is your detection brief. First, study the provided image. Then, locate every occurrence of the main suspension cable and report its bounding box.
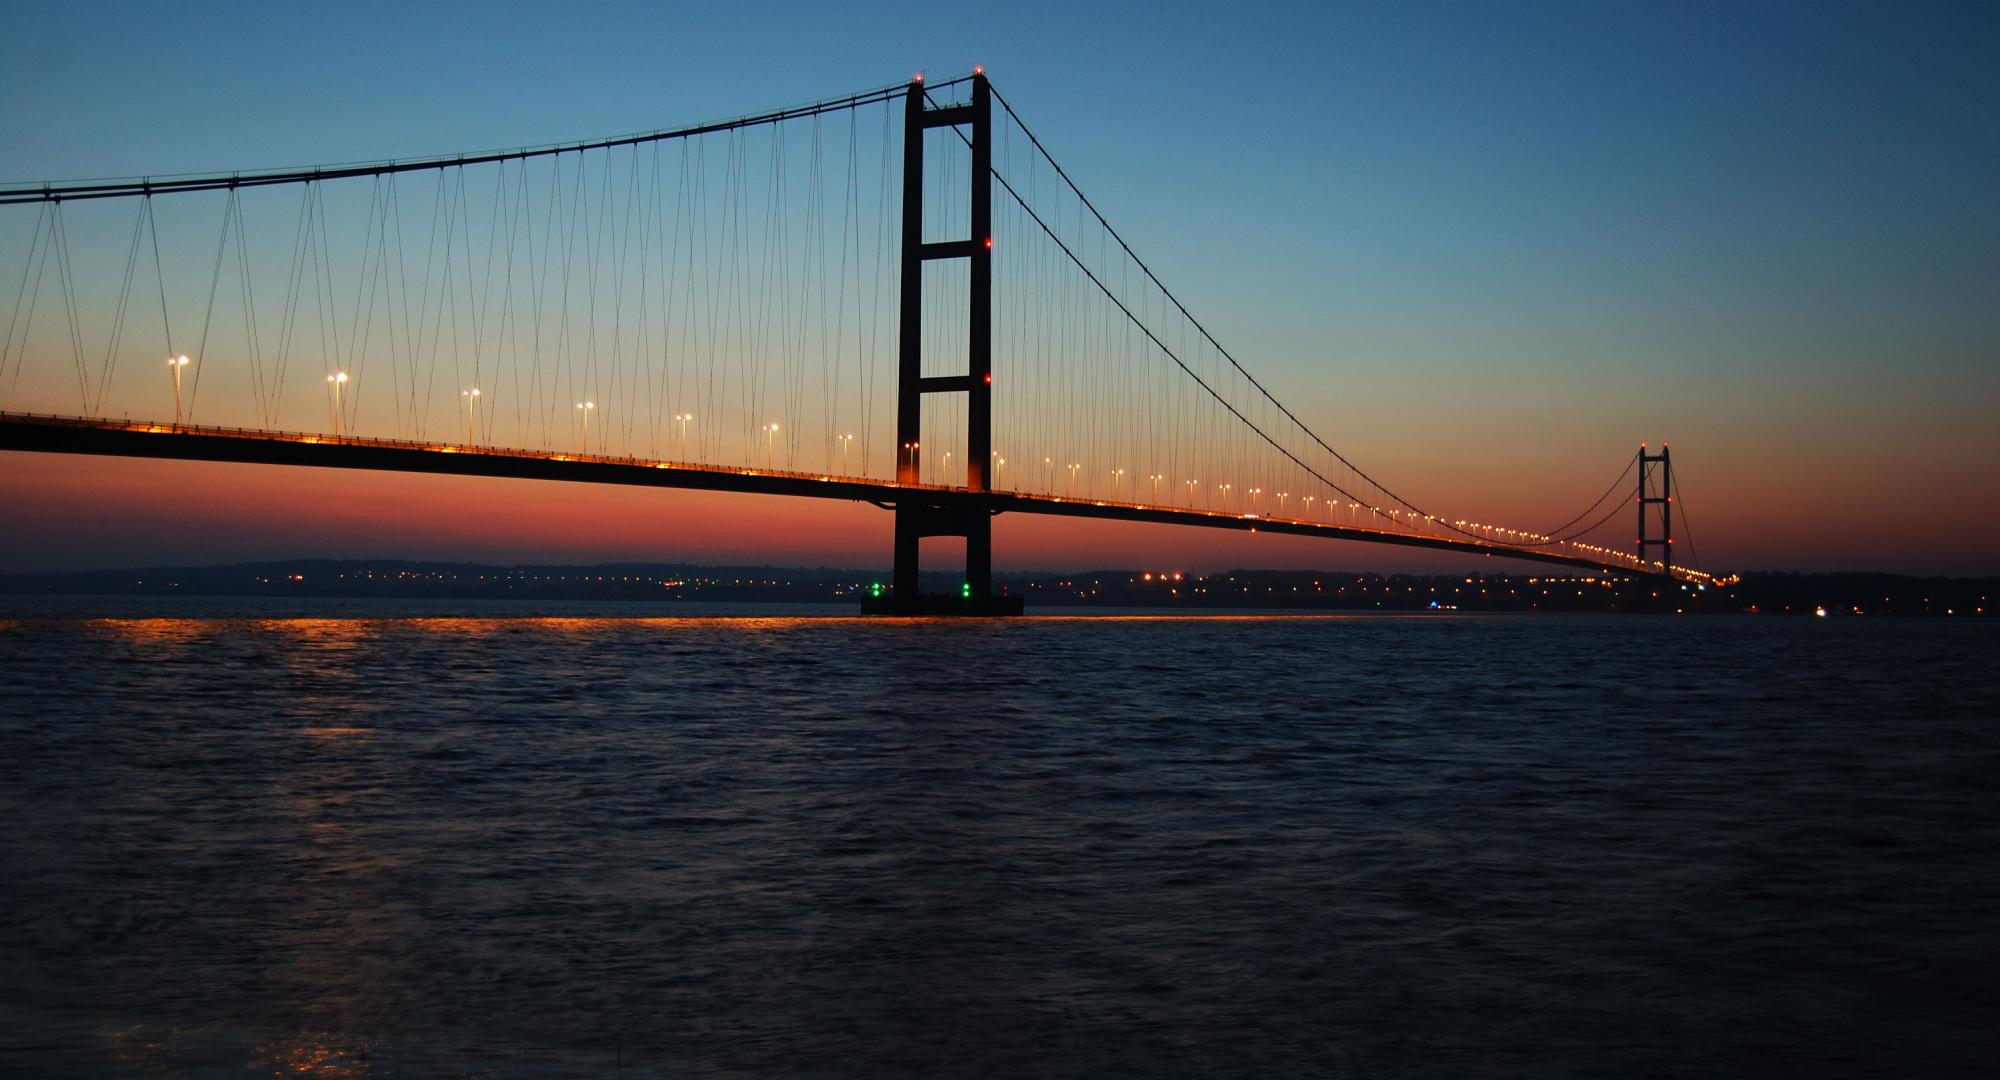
[1540,451,1637,540]
[986,83,1484,538]
[0,76,975,205]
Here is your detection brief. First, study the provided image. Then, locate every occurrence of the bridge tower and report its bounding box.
[866,72,1021,615]
[1637,444,1673,573]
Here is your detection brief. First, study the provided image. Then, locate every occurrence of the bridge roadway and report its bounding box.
[0,412,1677,580]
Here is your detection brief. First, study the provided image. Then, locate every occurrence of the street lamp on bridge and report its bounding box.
[674,412,693,460]
[576,400,595,454]
[462,387,480,445]
[326,371,348,438]
[765,422,780,469]
[166,355,190,427]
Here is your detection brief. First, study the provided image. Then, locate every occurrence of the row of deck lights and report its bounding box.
[187,360,605,453]
[169,355,807,471]
[169,366,1421,531]
[166,354,1712,583]
[1455,519,1553,544]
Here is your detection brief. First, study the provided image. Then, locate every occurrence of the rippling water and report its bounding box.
[1,598,1995,1077]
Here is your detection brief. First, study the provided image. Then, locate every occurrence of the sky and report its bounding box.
[2,1,1996,576]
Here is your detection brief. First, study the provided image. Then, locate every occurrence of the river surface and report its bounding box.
[0,598,1995,1077]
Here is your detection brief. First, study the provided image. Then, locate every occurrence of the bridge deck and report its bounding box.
[0,412,1686,580]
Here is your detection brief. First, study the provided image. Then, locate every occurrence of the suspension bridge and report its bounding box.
[0,72,1718,614]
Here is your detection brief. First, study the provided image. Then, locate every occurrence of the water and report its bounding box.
[1,599,1995,1077]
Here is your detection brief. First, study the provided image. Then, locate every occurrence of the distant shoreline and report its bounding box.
[1,560,1989,616]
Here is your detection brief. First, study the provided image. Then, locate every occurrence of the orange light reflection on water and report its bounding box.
[61,612,1442,645]
[255,618,376,650]
[97,1025,374,1079]
[87,617,214,643]
[299,726,371,738]
[244,1035,374,1078]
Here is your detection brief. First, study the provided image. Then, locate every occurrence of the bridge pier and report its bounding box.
[864,494,1020,616]
[865,71,1020,616]
[891,501,991,600]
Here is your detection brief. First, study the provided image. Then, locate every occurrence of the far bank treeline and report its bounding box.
[0,561,1989,616]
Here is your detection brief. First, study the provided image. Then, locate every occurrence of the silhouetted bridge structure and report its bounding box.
[0,73,1717,612]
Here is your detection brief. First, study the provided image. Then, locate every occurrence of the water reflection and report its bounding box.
[401,616,511,637]
[259,617,378,651]
[85,617,216,644]
[2,611,1994,1076]
[245,1036,375,1078]
[94,1023,375,1078]
[97,1025,205,1079]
